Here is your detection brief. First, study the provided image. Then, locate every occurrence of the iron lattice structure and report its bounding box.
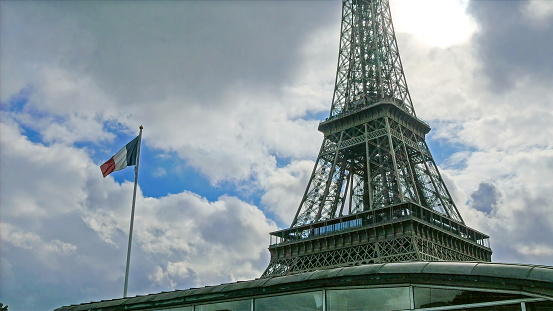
[262,0,492,278]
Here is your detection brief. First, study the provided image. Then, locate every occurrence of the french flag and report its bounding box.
[100,136,140,178]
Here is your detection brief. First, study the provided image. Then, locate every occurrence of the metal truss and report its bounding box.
[291,104,464,228]
[330,0,415,118]
[290,0,463,228]
[262,0,493,278]
[262,215,492,278]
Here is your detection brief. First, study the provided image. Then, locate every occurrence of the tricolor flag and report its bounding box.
[100,136,140,177]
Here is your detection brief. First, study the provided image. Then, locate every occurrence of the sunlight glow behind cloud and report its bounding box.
[392,0,476,47]
[1,1,552,310]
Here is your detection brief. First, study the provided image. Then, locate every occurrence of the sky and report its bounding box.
[1,0,552,310]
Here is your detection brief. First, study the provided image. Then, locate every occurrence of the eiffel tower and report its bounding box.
[262,0,492,278]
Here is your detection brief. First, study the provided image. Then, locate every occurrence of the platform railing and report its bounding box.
[269,202,490,248]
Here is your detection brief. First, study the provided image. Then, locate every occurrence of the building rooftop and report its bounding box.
[55,261,553,311]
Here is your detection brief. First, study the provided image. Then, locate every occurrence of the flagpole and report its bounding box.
[124,125,143,298]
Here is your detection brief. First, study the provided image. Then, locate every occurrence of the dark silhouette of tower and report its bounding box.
[262,0,492,278]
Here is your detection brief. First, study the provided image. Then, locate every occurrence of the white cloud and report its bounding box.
[149,265,176,288]
[0,119,276,308]
[443,149,553,264]
[128,192,276,287]
[0,0,336,185]
[44,240,78,256]
[391,0,477,47]
[1,223,42,250]
[395,0,553,266]
[518,244,553,257]
[524,0,553,27]
[260,160,315,226]
[3,67,119,145]
[400,40,481,121]
[1,0,553,310]
[0,120,91,218]
[1,222,78,269]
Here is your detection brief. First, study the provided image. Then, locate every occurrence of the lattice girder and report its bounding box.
[262,213,491,278]
[291,104,464,227]
[330,0,415,117]
[263,0,492,278]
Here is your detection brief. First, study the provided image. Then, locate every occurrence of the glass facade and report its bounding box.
[526,300,553,310]
[457,304,522,311]
[153,286,552,311]
[413,287,526,308]
[327,287,410,311]
[256,291,323,311]
[196,299,250,311]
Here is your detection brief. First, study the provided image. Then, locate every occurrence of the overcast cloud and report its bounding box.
[1,1,552,310]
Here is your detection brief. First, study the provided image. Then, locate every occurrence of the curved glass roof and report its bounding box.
[55,261,553,311]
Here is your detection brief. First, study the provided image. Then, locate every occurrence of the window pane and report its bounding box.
[196,299,251,311]
[327,287,410,311]
[460,304,521,311]
[414,287,526,308]
[526,300,553,310]
[255,291,323,311]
